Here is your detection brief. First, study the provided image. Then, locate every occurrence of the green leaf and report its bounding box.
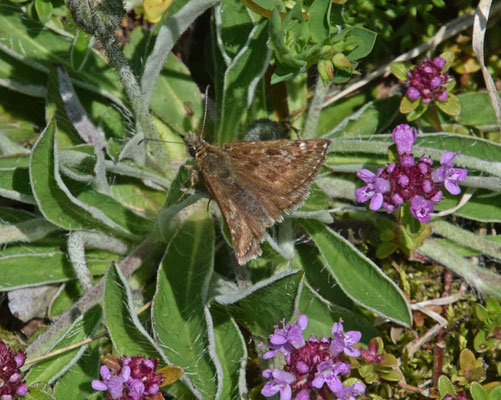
[45,66,92,147]
[458,92,501,126]
[152,204,218,399]
[488,386,501,400]
[343,27,377,61]
[211,306,247,399]
[216,19,270,143]
[24,385,57,400]
[440,50,455,71]
[470,382,489,400]
[0,5,126,105]
[0,167,35,204]
[296,244,353,309]
[0,250,110,290]
[435,93,461,116]
[214,270,303,337]
[308,0,332,43]
[400,96,420,114]
[29,121,141,238]
[49,281,82,317]
[70,30,92,72]
[406,101,428,121]
[53,341,101,399]
[150,53,203,135]
[104,263,164,358]
[299,283,378,341]
[435,191,501,222]
[0,207,38,224]
[390,62,410,81]
[299,219,412,326]
[34,0,53,24]
[320,96,400,137]
[216,0,254,60]
[438,375,457,398]
[25,305,102,384]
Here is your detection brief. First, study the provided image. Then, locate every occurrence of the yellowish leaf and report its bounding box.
[143,0,173,23]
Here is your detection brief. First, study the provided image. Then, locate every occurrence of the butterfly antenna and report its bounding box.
[201,85,210,139]
[137,138,183,146]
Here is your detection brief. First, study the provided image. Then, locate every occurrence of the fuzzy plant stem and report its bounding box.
[67,231,95,292]
[430,220,501,262]
[98,35,170,168]
[67,0,170,173]
[67,231,129,293]
[303,77,330,139]
[418,239,501,301]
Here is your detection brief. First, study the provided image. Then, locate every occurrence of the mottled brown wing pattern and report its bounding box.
[193,138,331,264]
[201,169,268,264]
[223,139,331,213]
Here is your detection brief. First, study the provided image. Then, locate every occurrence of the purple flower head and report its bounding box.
[92,355,164,400]
[263,314,308,360]
[262,369,295,400]
[92,365,130,399]
[332,381,366,400]
[311,359,350,392]
[432,151,467,195]
[330,320,362,357]
[405,57,450,104]
[0,341,28,399]
[392,124,417,155]
[410,195,434,222]
[356,125,467,222]
[355,168,390,211]
[260,312,364,400]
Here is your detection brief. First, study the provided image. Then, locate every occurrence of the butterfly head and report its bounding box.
[184,131,206,158]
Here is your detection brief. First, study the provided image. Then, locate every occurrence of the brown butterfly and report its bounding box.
[184,130,331,264]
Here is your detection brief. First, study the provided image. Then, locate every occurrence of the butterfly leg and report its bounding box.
[178,166,199,201]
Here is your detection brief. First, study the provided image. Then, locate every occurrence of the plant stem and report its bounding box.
[303,77,330,138]
[426,104,443,132]
[418,239,501,301]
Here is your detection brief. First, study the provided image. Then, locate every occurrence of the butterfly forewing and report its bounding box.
[191,137,331,264]
[224,139,331,209]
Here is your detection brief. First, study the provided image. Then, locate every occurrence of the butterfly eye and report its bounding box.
[189,147,197,157]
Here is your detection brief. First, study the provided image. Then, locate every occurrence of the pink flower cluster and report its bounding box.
[92,356,164,400]
[356,124,467,222]
[406,57,450,104]
[260,314,364,400]
[0,340,28,399]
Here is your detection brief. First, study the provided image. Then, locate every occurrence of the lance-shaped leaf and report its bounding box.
[300,219,411,326]
[0,249,110,291]
[104,262,165,359]
[152,204,219,399]
[215,19,270,144]
[211,306,247,399]
[29,121,145,238]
